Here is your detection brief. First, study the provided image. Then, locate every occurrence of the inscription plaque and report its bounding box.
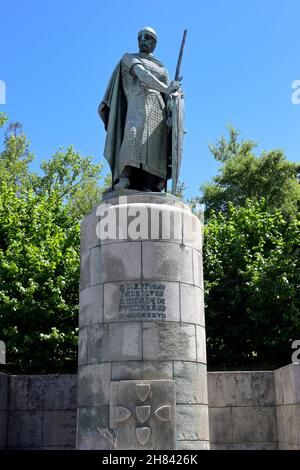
[118,283,166,321]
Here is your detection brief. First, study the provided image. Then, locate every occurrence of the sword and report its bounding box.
[165,30,187,193]
[175,29,187,82]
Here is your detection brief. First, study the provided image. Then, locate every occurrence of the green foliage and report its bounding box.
[200,126,300,368]
[37,146,105,219]
[0,184,80,372]
[204,200,300,368]
[197,126,300,218]
[0,116,106,221]
[0,116,107,372]
[0,112,8,128]
[0,120,37,191]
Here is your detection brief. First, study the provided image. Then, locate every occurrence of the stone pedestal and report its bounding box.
[76,191,210,450]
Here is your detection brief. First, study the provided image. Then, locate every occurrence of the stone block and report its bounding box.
[0,374,8,410]
[110,379,176,450]
[232,406,277,442]
[90,243,142,285]
[26,376,48,410]
[8,411,43,448]
[207,372,253,407]
[294,364,300,404]
[96,201,121,245]
[104,281,180,323]
[102,191,187,210]
[43,410,76,447]
[112,361,173,381]
[142,322,196,361]
[0,411,7,449]
[90,246,101,286]
[176,404,209,441]
[97,199,185,245]
[42,375,77,410]
[278,442,300,450]
[81,206,100,252]
[276,405,288,445]
[196,325,207,364]
[192,250,204,288]
[8,376,30,411]
[159,205,183,243]
[9,374,75,416]
[88,322,142,363]
[276,404,300,446]
[80,249,90,291]
[182,211,203,251]
[252,371,275,406]
[77,406,113,450]
[102,283,120,322]
[102,202,184,243]
[211,442,278,450]
[9,376,44,411]
[79,285,103,327]
[142,242,193,284]
[180,284,204,325]
[274,364,300,405]
[176,440,209,450]
[209,407,232,443]
[78,327,88,366]
[78,364,111,406]
[174,362,208,404]
[40,446,75,450]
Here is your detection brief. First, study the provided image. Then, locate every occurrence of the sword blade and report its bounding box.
[175,29,187,81]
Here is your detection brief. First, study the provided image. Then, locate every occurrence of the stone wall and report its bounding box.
[208,371,277,449]
[0,373,8,448]
[6,375,76,449]
[274,364,300,450]
[0,365,299,449]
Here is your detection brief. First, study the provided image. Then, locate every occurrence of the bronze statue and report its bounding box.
[99,27,185,193]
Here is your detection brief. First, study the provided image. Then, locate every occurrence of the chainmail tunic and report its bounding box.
[118,53,170,179]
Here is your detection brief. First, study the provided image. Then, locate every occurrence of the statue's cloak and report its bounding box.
[98,61,127,181]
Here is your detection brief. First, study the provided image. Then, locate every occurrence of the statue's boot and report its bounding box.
[114,177,131,190]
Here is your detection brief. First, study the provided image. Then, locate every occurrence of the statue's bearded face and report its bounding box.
[138,32,157,53]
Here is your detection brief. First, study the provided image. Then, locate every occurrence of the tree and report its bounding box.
[36,146,108,220]
[196,126,300,218]
[0,112,108,220]
[0,185,80,372]
[0,117,37,192]
[0,114,107,372]
[204,199,300,369]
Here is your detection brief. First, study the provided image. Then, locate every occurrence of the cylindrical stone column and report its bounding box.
[76,191,209,450]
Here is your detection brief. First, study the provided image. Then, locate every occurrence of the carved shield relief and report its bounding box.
[110,379,176,450]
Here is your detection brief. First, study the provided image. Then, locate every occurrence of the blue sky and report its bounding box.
[1,0,299,199]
